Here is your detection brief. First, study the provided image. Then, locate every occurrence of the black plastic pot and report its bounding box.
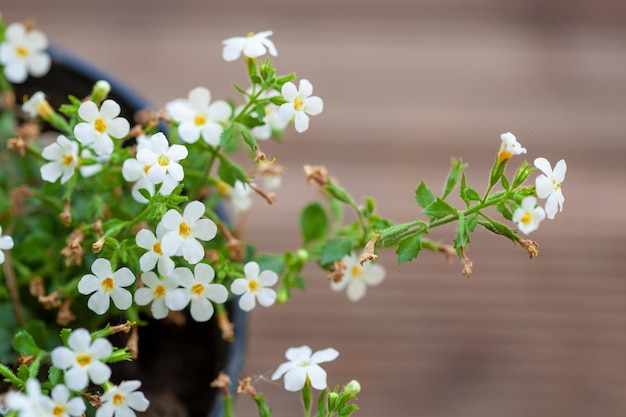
[14,46,247,417]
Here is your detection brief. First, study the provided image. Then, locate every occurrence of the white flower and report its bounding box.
[513,196,546,235]
[165,264,228,322]
[278,79,323,133]
[272,345,339,392]
[122,156,179,203]
[165,87,230,145]
[534,157,567,219]
[498,132,527,162]
[331,253,385,302]
[50,328,112,391]
[74,100,130,156]
[135,132,187,184]
[4,379,84,417]
[159,201,217,264]
[97,380,149,417]
[77,258,135,315]
[231,180,252,212]
[135,226,175,276]
[40,135,79,184]
[134,271,180,320]
[230,262,278,311]
[21,91,48,117]
[249,89,288,140]
[0,22,51,83]
[222,30,277,62]
[0,226,15,265]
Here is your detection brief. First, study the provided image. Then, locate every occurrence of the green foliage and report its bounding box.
[414,180,435,209]
[396,233,422,265]
[13,330,41,356]
[300,202,330,245]
[320,239,352,266]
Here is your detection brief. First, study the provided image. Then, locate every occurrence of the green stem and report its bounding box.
[302,379,312,417]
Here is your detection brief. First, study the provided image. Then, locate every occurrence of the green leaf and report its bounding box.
[396,233,422,264]
[512,160,536,188]
[217,156,249,186]
[496,201,513,221]
[422,198,455,219]
[320,239,352,265]
[479,219,518,242]
[219,125,239,153]
[13,330,41,356]
[48,366,62,385]
[414,181,434,209]
[454,212,469,249]
[500,173,510,190]
[442,158,467,199]
[459,174,480,207]
[23,321,48,351]
[17,365,29,382]
[236,123,258,152]
[300,202,329,245]
[255,254,285,275]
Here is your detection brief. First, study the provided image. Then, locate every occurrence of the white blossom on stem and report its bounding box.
[0,22,51,83]
[135,132,187,184]
[134,271,180,320]
[0,226,15,265]
[165,264,228,322]
[74,100,130,156]
[498,132,527,163]
[159,201,217,264]
[77,258,135,315]
[50,328,112,391]
[278,79,323,133]
[96,380,149,417]
[330,253,385,302]
[165,87,230,146]
[230,262,278,311]
[40,135,79,184]
[222,30,277,62]
[534,157,567,219]
[272,345,339,392]
[135,225,175,276]
[513,196,546,235]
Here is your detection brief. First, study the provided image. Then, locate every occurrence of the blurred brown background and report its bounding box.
[4,1,626,416]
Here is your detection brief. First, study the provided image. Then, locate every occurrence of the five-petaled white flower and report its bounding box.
[96,380,150,417]
[165,87,230,146]
[159,200,217,264]
[135,132,187,184]
[278,79,323,133]
[21,91,50,118]
[498,132,527,163]
[165,264,228,322]
[513,196,546,235]
[222,30,277,62]
[6,379,86,417]
[248,89,288,140]
[0,226,14,265]
[534,157,567,219]
[134,271,180,320]
[272,345,339,392]
[330,253,385,302]
[74,99,130,156]
[135,225,175,276]
[0,22,51,83]
[230,261,278,311]
[40,135,79,184]
[50,328,112,391]
[122,157,179,204]
[77,258,135,315]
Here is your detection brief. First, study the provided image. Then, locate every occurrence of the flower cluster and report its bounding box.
[0,18,568,417]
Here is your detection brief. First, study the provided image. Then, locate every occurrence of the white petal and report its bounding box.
[78,101,99,122]
[238,292,256,311]
[206,283,228,303]
[51,346,75,369]
[184,200,206,222]
[191,218,217,241]
[285,345,312,362]
[244,262,260,280]
[40,162,63,182]
[222,38,246,61]
[99,100,121,120]
[310,347,339,364]
[88,292,111,315]
[65,368,89,391]
[182,238,205,264]
[230,278,249,295]
[363,265,385,286]
[256,288,276,307]
[278,103,294,123]
[281,82,298,101]
[347,280,367,302]
[294,112,310,133]
[88,361,112,384]
[190,297,214,321]
[165,289,190,311]
[553,159,567,182]
[178,122,201,143]
[91,258,112,278]
[189,87,210,109]
[306,364,328,390]
[113,267,136,287]
[258,270,278,286]
[107,118,130,139]
[298,79,314,97]
[283,368,307,392]
[271,362,292,380]
[134,288,154,306]
[110,288,132,310]
[533,157,552,176]
[305,96,323,116]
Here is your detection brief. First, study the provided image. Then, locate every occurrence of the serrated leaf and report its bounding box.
[300,202,329,244]
[396,233,422,264]
[422,198,455,219]
[48,366,62,385]
[480,219,518,242]
[217,156,249,186]
[219,125,239,153]
[415,181,434,209]
[496,202,513,221]
[320,239,352,265]
[13,330,41,356]
[460,174,481,207]
[236,123,258,152]
[454,212,469,249]
[442,158,467,199]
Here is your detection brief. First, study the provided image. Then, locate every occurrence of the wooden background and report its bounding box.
[4,1,626,416]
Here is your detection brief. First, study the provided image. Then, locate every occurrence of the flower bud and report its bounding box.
[343,380,361,398]
[91,80,111,104]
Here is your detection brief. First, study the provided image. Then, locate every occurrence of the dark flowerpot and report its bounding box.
[13,46,247,417]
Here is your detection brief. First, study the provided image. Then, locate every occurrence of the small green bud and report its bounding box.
[91,80,111,104]
[343,380,361,398]
[296,248,309,262]
[327,392,340,410]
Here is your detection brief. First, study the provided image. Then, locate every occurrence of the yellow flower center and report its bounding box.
[15,45,29,57]
[52,405,67,417]
[154,285,166,298]
[153,242,163,255]
[76,353,92,367]
[158,154,170,166]
[248,280,260,292]
[552,179,562,191]
[94,118,107,133]
[143,164,151,175]
[62,154,74,166]
[194,115,207,126]
[293,97,305,111]
[351,265,362,278]
[192,283,205,296]
[179,221,191,237]
[101,277,114,292]
[112,393,125,406]
[521,212,532,225]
